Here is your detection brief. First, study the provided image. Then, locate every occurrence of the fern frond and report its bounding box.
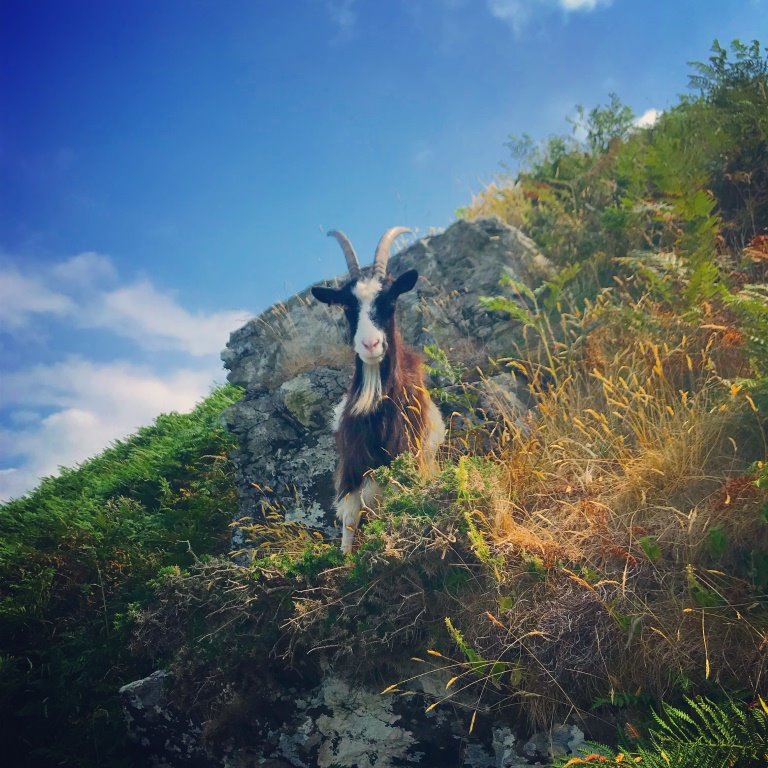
[554,696,768,768]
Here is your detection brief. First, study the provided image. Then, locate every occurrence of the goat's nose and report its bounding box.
[362,338,381,352]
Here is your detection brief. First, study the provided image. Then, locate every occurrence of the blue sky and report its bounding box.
[1,0,765,500]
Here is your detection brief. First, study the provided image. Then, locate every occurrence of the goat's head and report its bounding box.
[311,228,418,365]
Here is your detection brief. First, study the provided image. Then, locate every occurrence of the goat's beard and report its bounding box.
[350,361,382,416]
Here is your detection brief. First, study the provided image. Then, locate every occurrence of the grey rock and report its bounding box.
[223,366,348,548]
[492,725,524,768]
[523,724,585,760]
[122,671,536,768]
[462,742,495,767]
[475,372,531,427]
[120,671,209,767]
[119,669,170,710]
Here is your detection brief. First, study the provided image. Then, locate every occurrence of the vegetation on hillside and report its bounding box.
[0,385,242,766]
[2,38,768,767]
[131,39,768,763]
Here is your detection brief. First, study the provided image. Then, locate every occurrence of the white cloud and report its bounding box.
[559,0,608,9]
[487,0,531,33]
[0,357,214,411]
[0,269,73,328]
[84,279,250,356]
[0,251,251,501]
[487,0,611,32]
[412,141,435,170]
[0,358,219,501]
[0,253,250,356]
[51,251,117,287]
[635,108,661,128]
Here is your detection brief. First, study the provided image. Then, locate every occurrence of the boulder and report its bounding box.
[119,671,208,767]
[120,669,556,767]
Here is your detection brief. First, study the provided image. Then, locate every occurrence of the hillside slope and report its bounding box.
[1,39,767,768]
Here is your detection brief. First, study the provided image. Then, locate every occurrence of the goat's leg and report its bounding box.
[337,489,362,554]
[361,476,382,513]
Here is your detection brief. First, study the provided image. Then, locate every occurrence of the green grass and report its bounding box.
[0,384,242,767]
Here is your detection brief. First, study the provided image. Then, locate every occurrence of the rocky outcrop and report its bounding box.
[119,671,209,767]
[120,219,569,767]
[222,218,549,545]
[119,668,573,767]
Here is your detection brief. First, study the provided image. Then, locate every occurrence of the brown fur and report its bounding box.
[335,324,431,498]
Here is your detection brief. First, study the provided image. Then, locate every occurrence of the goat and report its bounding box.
[311,227,445,553]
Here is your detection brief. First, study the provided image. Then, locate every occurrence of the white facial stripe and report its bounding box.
[352,278,385,362]
[352,278,382,303]
[356,298,379,339]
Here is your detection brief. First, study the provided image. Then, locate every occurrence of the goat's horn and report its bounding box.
[327,230,361,280]
[373,227,411,280]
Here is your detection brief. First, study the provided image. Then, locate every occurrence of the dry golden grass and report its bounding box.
[459,180,531,230]
[137,287,768,741]
[435,292,768,725]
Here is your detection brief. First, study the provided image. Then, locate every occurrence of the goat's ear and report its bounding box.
[388,269,419,299]
[311,286,345,305]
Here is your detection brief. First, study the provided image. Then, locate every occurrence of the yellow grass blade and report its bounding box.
[563,568,597,593]
[485,611,505,629]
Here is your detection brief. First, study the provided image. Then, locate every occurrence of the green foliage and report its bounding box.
[451,455,498,507]
[424,344,478,410]
[688,40,768,247]
[464,39,768,325]
[376,453,441,518]
[706,526,728,559]
[464,509,502,575]
[0,385,242,767]
[755,460,768,491]
[451,457,505,573]
[444,617,508,689]
[729,284,768,379]
[424,343,467,387]
[639,535,662,561]
[254,538,346,581]
[686,566,725,609]
[292,542,346,579]
[571,92,636,154]
[480,264,584,384]
[555,695,768,768]
[591,688,652,710]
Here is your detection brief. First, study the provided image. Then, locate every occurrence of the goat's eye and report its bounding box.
[376,294,395,312]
